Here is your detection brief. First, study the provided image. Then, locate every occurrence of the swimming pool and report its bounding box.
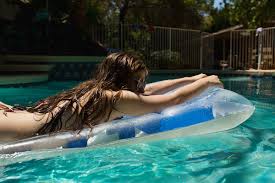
[0,76,274,182]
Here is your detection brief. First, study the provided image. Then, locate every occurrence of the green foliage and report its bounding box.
[28,0,215,30]
[229,0,272,28]
[124,28,151,60]
[125,0,212,29]
[150,50,181,69]
[90,0,215,29]
[19,0,275,36]
[205,0,275,32]
[86,0,117,24]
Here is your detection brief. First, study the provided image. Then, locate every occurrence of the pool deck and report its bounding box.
[0,55,103,86]
[0,54,274,86]
[0,55,104,63]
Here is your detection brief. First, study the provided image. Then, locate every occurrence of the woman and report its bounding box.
[0,52,222,142]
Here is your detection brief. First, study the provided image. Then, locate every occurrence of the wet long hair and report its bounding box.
[27,52,148,135]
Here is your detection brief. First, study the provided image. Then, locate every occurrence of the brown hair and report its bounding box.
[27,52,148,135]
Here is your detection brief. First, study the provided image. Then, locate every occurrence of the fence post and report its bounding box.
[118,23,125,50]
[169,28,172,62]
[229,30,232,68]
[200,32,203,69]
[46,0,49,53]
[120,23,123,50]
[256,27,263,70]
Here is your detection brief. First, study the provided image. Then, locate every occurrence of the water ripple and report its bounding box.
[0,77,274,182]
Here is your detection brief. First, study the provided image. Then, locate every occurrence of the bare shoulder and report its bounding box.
[105,90,140,101]
[109,90,175,116]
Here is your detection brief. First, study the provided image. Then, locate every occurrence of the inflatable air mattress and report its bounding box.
[0,86,255,154]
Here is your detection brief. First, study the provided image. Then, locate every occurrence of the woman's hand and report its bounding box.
[191,73,207,81]
[202,75,223,88]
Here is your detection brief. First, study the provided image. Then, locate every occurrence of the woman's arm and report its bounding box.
[144,73,207,95]
[113,75,221,116]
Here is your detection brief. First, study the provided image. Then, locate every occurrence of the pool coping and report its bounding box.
[0,74,49,86]
[0,64,54,72]
[150,69,275,76]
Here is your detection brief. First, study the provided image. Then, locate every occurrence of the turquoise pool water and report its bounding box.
[0,76,274,182]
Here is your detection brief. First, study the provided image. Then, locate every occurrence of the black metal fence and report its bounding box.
[214,27,275,70]
[87,24,214,69]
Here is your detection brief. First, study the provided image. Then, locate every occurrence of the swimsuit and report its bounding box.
[0,103,26,115]
[0,103,14,112]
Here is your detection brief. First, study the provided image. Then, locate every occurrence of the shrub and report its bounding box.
[150,50,181,69]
